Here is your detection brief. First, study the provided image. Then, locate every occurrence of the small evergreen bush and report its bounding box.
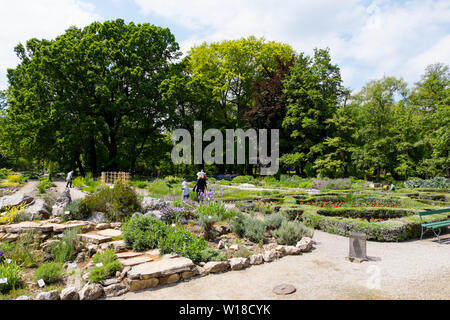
[272,220,314,245]
[88,249,123,283]
[199,247,227,262]
[34,262,64,284]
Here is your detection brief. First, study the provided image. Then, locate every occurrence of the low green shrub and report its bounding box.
[122,215,206,263]
[88,249,123,283]
[232,176,254,184]
[301,211,448,242]
[37,177,55,194]
[159,226,207,263]
[198,214,220,240]
[0,261,22,294]
[316,208,414,220]
[0,168,13,180]
[271,220,314,245]
[199,247,227,262]
[61,199,90,222]
[264,212,286,230]
[72,177,85,188]
[234,215,266,244]
[34,262,64,284]
[51,228,79,263]
[81,182,139,222]
[234,247,253,258]
[122,215,167,251]
[0,231,43,267]
[404,177,450,189]
[197,202,227,219]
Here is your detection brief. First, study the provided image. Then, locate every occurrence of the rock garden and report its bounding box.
[0,172,448,300]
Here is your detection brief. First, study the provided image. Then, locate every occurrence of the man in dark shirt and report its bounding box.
[193,173,207,201]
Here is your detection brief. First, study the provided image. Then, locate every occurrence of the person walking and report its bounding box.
[193,172,207,201]
[66,170,74,188]
[182,180,190,200]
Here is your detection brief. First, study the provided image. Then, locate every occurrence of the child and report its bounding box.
[182,180,190,200]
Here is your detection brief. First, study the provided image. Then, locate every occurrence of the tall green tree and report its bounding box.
[282,48,346,176]
[1,19,180,174]
[410,63,449,178]
[351,76,408,181]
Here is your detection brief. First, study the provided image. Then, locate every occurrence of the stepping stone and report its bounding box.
[145,249,160,256]
[119,256,153,267]
[116,252,143,259]
[79,233,112,244]
[96,229,121,238]
[4,221,53,233]
[99,240,128,252]
[127,257,194,280]
[53,223,87,233]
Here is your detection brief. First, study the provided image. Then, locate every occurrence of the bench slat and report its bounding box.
[422,221,450,228]
[418,208,450,216]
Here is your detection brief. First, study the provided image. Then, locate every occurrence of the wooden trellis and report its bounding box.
[100,171,130,185]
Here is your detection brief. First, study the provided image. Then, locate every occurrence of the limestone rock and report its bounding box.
[0,193,33,211]
[127,278,159,291]
[25,198,50,219]
[218,239,227,249]
[194,265,207,277]
[36,290,60,300]
[99,240,127,252]
[80,283,104,300]
[16,295,32,300]
[181,270,195,280]
[263,250,277,262]
[60,287,80,300]
[249,254,264,265]
[229,257,249,270]
[52,188,71,216]
[127,257,194,280]
[159,273,180,285]
[103,279,120,286]
[87,211,107,223]
[104,283,128,297]
[203,261,230,273]
[74,252,86,264]
[283,246,301,255]
[96,223,110,230]
[296,237,313,252]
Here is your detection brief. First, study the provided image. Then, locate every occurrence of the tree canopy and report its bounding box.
[0,19,448,180]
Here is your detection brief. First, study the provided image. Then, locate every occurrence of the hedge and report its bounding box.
[301,210,448,242]
[316,207,415,219]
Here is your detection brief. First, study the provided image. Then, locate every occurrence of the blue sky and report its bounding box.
[0,0,449,92]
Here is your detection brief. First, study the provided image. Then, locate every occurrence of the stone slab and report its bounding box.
[119,256,153,267]
[96,228,121,238]
[79,233,112,244]
[4,221,53,233]
[53,223,87,233]
[127,257,194,280]
[116,252,143,259]
[99,240,128,252]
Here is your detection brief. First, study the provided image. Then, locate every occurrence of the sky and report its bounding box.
[0,0,449,92]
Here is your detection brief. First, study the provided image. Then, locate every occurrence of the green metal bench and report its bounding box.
[418,208,450,243]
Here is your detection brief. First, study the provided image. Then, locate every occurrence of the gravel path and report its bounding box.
[109,230,449,300]
[18,180,87,201]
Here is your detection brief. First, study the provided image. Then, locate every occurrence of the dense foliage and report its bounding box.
[0,19,447,180]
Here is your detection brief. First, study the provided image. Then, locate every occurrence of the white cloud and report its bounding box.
[0,0,101,89]
[134,0,450,91]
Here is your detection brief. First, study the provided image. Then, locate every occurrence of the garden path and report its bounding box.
[18,179,87,201]
[108,229,449,300]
